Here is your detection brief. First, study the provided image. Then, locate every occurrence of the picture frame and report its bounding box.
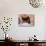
[18,14,35,27]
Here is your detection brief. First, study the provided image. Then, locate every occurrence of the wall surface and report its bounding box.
[0,0,46,40]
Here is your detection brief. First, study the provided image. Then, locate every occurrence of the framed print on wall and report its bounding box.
[18,14,35,27]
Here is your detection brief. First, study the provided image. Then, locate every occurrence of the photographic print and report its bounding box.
[18,14,35,27]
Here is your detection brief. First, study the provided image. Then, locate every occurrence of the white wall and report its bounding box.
[0,0,46,40]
